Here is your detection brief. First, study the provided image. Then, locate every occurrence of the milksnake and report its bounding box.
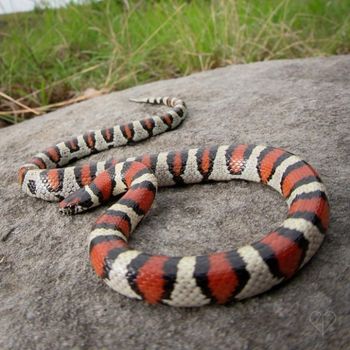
[18,97,329,307]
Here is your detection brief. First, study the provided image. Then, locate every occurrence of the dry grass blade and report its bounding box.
[0,89,107,116]
[0,91,40,115]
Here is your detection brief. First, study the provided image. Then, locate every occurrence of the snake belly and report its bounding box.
[19,97,330,307]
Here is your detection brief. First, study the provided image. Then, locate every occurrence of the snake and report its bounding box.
[18,97,330,307]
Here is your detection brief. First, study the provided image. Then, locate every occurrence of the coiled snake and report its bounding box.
[18,97,329,307]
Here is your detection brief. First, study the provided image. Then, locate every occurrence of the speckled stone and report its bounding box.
[0,55,349,350]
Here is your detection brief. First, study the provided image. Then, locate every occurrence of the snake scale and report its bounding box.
[18,97,329,307]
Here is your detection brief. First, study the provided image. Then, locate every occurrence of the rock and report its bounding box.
[0,55,349,350]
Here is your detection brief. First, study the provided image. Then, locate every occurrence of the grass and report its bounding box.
[0,0,349,124]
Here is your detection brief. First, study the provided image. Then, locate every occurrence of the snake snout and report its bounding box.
[59,196,83,215]
[59,187,94,215]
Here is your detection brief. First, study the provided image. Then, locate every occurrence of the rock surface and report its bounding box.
[0,55,349,350]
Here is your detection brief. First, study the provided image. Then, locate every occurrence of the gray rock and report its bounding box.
[0,55,349,350]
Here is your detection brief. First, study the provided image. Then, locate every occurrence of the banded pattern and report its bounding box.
[19,97,329,307]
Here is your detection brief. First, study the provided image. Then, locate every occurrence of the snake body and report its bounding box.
[19,97,329,307]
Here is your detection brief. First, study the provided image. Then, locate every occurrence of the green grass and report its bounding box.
[1,0,350,124]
